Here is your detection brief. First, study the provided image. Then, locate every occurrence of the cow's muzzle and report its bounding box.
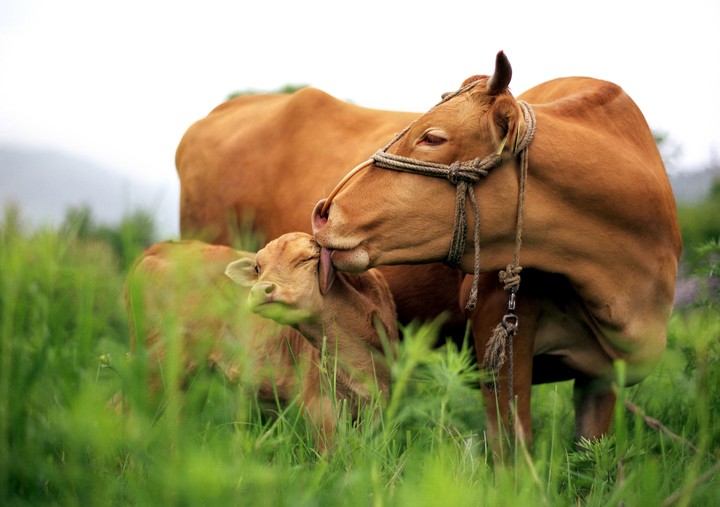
[311,199,328,235]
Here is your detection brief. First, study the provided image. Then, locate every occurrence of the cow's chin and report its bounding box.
[330,247,371,273]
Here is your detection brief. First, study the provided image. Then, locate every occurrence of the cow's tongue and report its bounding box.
[318,246,336,295]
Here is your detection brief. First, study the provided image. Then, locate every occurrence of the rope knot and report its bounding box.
[447,162,461,185]
[499,264,522,292]
[470,155,495,176]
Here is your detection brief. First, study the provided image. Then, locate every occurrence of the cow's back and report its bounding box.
[176,88,417,242]
[516,77,682,382]
[176,88,468,339]
[519,77,681,255]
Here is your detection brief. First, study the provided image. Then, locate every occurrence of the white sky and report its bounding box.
[1,0,719,186]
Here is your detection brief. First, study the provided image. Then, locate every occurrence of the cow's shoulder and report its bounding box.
[519,76,632,122]
[519,77,618,102]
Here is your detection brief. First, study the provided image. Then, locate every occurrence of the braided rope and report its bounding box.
[318,88,537,435]
[373,100,536,313]
[372,94,537,440]
[320,93,537,434]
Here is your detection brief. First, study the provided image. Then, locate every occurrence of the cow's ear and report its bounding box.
[489,95,522,155]
[486,50,512,95]
[225,253,257,287]
[318,247,336,295]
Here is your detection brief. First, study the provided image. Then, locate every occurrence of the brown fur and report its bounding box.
[175,87,469,349]
[313,51,682,460]
[127,235,397,450]
[126,241,311,405]
[226,233,398,417]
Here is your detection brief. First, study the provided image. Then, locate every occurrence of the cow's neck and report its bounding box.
[463,103,679,367]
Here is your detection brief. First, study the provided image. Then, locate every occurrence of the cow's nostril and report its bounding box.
[311,199,329,234]
[264,283,274,294]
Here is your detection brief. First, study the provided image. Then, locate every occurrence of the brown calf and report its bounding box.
[126,233,397,449]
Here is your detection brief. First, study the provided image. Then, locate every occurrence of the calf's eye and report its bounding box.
[297,256,318,267]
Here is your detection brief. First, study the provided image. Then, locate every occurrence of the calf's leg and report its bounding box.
[302,365,342,453]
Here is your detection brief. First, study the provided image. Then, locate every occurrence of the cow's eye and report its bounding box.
[254,264,260,274]
[418,131,447,146]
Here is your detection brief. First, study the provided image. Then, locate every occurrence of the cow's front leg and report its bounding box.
[573,377,616,440]
[464,274,536,463]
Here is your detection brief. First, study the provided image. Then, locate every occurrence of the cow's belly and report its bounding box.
[530,298,663,386]
[531,302,616,382]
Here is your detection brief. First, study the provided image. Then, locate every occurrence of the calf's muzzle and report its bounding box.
[249,282,276,308]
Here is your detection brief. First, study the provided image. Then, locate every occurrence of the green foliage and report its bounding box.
[676,177,720,271]
[0,206,130,503]
[61,204,157,270]
[2,204,719,506]
[227,84,309,101]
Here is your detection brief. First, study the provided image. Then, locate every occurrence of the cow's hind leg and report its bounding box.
[573,377,616,441]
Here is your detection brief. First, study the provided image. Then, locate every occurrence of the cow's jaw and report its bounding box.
[312,195,454,272]
[328,246,371,273]
[312,198,373,272]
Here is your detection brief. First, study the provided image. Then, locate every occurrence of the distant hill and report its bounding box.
[0,146,179,236]
[669,167,720,203]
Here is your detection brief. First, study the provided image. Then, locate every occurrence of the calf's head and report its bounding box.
[225,232,336,326]
[312,51,526,273]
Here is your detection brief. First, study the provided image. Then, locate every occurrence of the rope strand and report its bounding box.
[322,92,537,442]
[372,100,536,314]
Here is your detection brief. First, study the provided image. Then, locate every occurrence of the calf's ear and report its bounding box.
[225,253,257,287]
[318,247,336,295]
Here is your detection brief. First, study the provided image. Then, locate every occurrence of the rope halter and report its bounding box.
[317,80,538,429]
[320,83,536,320]
[371,99,536,315]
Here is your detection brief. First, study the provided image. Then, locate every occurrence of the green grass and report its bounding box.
[1,208,719,506]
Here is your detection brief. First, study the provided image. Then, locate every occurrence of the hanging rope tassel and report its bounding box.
[483,265,522,372]
[480,99,532,372]
[322,85,536,446]
[485,322,510,372]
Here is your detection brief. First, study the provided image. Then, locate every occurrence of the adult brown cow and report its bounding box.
[176,88,468,344]
[312,51,682,454]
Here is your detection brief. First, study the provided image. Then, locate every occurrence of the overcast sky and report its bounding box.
[1,0,719,187]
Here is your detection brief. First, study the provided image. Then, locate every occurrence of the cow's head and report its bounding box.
[312,51,526,273]
[225,232,335,325]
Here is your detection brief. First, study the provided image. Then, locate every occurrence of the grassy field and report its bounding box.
[1,206,718,506]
